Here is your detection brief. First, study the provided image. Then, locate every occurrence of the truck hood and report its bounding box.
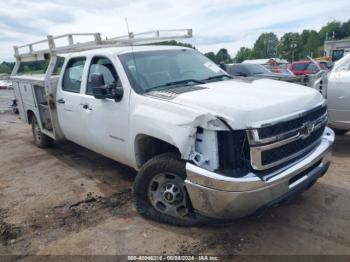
[169,79,324,129]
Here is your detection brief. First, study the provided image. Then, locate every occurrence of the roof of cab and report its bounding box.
[65,45,191,58]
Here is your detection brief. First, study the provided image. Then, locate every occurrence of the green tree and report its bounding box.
[0,63,11,74]
[300,30,322,58]
[253,32,279,58]
[340,19,350,39]
[23,65,31,73]
[216,48,232,63]
[204,52,217,63]
[154,40,195,49]
[278,32,301,61]
[234,47,253,63]
[319,21,342,40]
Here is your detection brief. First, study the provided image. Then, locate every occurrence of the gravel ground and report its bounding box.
[0,89,14,113]
[0,96,349,257]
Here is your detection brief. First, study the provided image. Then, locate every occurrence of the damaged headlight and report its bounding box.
[206,118,229,130]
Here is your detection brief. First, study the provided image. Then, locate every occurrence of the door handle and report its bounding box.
[80,103,92,110]
[57,98,65,104]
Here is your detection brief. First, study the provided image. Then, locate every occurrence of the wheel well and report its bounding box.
[27,110,34,124]
[135,135,180,168]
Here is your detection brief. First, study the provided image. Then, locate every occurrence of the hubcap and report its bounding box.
[161,183,183,204]
[148,173,189,218]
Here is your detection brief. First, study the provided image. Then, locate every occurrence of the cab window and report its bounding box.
[62,57,86,93]
[86,57,121,95]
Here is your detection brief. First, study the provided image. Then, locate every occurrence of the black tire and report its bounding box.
[133,153,202,226]
[31,115,53,148]
[333,128,348,135]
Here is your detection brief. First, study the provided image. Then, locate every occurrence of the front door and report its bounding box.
[56,57,87,146]
[79,56,130,165]
[328,59,350,128]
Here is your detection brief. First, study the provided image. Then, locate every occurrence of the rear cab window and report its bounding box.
[62,57,86,93]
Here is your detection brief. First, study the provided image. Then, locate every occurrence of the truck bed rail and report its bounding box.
[13,29,192,63]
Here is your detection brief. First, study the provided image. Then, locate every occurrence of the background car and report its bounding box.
[289,60,321,75]
[226,63,298,82]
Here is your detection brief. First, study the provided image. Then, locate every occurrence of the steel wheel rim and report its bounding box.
[148,172,189,218]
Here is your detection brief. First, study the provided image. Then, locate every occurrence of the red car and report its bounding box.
[289,60,320,75]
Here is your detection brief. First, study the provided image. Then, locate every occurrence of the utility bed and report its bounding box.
[12,75,60,139]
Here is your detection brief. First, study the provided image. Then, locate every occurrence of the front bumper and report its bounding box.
[185,127,335,219]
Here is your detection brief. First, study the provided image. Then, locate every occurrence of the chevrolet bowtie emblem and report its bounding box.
[301,122,314,139]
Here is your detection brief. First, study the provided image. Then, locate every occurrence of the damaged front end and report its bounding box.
[185,115,251,178]
[182,110,334,220]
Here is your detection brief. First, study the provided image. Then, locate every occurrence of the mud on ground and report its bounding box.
[0,112,350,256]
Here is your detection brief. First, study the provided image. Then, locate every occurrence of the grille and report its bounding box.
[257,106,327,139]
[248,104,328,171]
[261,124,325,166]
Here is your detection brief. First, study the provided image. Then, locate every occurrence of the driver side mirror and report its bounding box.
[91,73,123,101]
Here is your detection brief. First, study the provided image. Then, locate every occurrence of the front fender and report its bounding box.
[129,96,229,166]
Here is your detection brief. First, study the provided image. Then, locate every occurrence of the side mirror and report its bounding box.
[92,73,123,101]
[92,73,107,99]
[110,85,124,102]
[92,73,105,88]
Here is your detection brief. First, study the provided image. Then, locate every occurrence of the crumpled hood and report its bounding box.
[171,78,324,129]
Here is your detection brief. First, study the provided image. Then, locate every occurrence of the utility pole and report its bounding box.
[291,42,297,62]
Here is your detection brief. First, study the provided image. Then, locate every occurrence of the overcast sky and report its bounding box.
[1,0,350,61]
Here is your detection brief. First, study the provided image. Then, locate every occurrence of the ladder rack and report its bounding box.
[13,29,193,62]
[10,28,192,142]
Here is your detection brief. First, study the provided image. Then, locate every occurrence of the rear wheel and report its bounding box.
[31,115,53,148]
[133,153,201,226]
[333,128,348,135]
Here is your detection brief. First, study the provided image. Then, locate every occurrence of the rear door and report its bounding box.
[328,59,350,128]
[56,57,88,145]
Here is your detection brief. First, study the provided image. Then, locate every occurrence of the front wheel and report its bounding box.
[31,115,53,148]
[133,153,201,226]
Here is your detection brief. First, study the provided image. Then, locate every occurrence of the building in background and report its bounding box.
[324,38,350,61]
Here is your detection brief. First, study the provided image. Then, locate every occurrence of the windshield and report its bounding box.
[244,64,270,75]
[118,49,227,93]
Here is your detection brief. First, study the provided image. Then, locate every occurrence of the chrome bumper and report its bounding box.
[185,127,335,219]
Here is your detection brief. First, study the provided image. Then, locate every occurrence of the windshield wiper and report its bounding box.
[201,74,233,82]
[146,79,205,92]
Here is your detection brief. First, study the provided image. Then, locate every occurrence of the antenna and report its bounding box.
[125,18,131,36]
[125,18,141,89]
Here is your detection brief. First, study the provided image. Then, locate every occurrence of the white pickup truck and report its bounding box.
[11,30,334,226]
